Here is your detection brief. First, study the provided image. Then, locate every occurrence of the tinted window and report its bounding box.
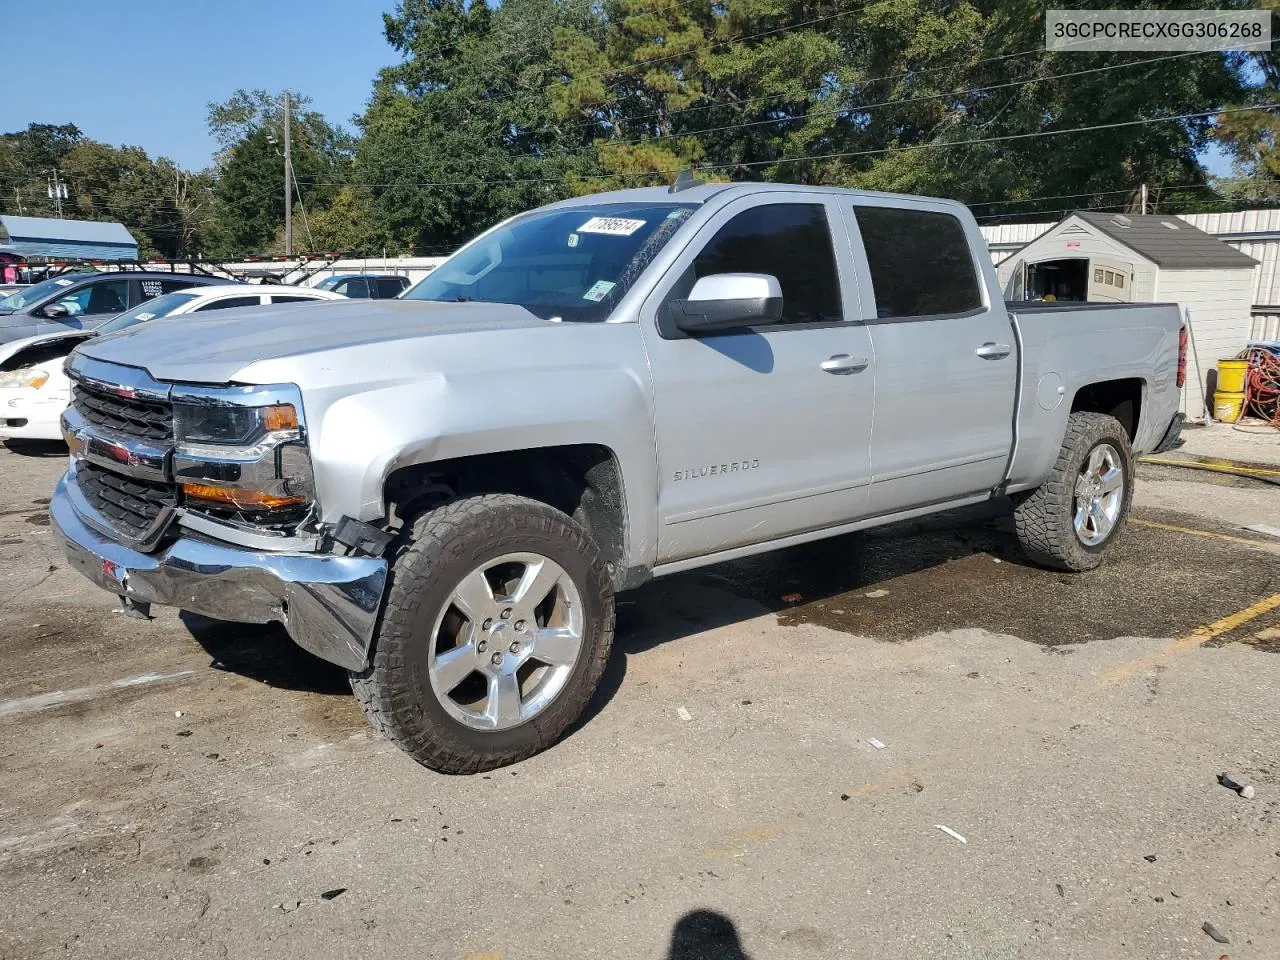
[57,278,129,316]
[852,207,982,319]
[270,295,321,304]
[692,204,841,324]
[195,296,261,312]
[376,276,408,298]
[340,278,370,298]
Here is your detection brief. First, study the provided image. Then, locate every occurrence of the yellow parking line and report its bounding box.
[1129,518,1280,551]
[1098,593,1280,686]
[1140,456,1280,478]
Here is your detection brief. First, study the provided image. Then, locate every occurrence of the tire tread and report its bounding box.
[350,494,614,774]
[1013,412,1133,572]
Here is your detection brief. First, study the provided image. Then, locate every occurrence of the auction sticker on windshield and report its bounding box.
[577,217,646,236]
[582,280,616,302]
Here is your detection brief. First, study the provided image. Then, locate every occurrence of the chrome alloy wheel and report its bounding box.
[1073,443,1124,546]
[427,552,584,731]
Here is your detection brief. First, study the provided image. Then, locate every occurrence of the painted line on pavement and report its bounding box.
[1129,518,1280,552]
[0,670,196,719]
[1098,593,1280,687]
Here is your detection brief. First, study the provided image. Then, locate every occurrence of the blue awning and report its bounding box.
[0,215,138,261]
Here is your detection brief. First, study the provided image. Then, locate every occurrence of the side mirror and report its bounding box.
[669,273,783,336]
[42,302,70,320]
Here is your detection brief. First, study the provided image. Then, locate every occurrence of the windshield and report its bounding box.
[316,276,345,290]
[95,291,199,335]
[404,202,697,322]
[0,275,86,312]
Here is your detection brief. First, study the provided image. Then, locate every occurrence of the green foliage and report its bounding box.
[356,0,604,251]
[0,123,212,258]
[4,2,1277,260]
[204,89,354,257]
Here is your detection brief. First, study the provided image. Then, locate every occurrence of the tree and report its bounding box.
[356,0,604,252]
[304,186,388,254]
[0,123,84,217]
[1212,13,1280,203]
[205,89,354,257]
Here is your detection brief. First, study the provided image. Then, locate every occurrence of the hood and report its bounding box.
[76,299,553,384]
[0,328,91,366]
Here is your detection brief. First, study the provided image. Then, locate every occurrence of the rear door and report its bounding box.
[375,277,407,298]
[843,201,1016,516]
[638,193,876,563]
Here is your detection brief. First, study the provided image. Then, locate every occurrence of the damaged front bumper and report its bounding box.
[50,472,387,672]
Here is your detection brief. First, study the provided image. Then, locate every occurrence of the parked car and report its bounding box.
[316,274,410,299]
[0,271,232,344]
[0,284,342,441]
[51,183,1184,773]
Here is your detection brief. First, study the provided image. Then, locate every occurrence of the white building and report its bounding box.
[990,211,1259,418]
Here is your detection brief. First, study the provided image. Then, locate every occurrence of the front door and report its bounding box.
[842,201,1017,516]
[638,194,876,564]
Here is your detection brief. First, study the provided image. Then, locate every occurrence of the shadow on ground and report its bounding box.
[181,500,1280,741]
[180,612,350,695]
[667,910,750,960]
[3,439,67,458]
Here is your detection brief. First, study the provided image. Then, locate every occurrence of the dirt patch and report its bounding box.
[685,503,1280,649]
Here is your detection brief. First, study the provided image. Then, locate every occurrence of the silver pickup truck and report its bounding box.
[50,183,1185,772]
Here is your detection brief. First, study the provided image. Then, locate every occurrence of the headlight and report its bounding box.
[170,388,315,516]
[0,367,49,390]
[174,401,299,445]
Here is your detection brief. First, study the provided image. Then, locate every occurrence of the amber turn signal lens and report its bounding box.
[261,404,299,433]
[180,482,305,510]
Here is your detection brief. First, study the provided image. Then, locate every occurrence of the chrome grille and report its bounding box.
[71,383,173,443]
[75,462,175,542]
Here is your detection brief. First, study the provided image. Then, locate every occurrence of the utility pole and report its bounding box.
[47,170,67,217]
[1140,183,1148,216]
[283,91,293,257]
[13,187,24,215]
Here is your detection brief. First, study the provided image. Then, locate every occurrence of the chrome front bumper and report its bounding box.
[50,472,387,672]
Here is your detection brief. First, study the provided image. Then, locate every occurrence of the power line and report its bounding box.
[972,191,1280,222]
[548,50,1207,159]
[967,176,1279,210]
[293,105,1280,191]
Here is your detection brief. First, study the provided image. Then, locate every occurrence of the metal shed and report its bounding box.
[995,211,1258,418]
[0,215,138,262]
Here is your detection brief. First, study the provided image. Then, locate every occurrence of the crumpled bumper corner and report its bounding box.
[50,472,387,672]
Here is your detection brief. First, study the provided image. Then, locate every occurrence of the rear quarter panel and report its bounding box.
[1007,303,1181,491]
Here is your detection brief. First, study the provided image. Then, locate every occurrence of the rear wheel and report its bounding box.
[351,494,614,773]
[1013,412,1133,571]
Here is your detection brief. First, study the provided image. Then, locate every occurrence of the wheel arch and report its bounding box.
[383,443,640,590]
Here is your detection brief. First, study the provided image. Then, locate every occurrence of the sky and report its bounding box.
[0,0,399,171]
[0,0,1236,178]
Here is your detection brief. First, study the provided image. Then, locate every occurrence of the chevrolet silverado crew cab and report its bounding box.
[51,183,1185,773]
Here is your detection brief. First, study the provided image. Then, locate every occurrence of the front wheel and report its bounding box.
[351,494,615,773]
[1013,412,1133,571]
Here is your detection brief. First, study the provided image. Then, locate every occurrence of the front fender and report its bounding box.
[282,325,659,570]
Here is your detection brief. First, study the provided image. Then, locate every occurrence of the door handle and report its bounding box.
[975,342,1012,360]
[820,354,869,374]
